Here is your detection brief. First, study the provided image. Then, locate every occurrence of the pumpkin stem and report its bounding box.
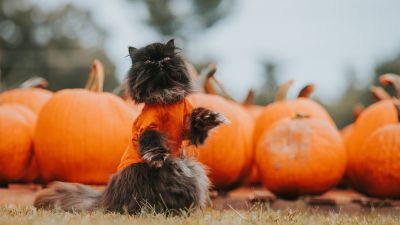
[209,76,235,101]
[243,89,255,106]
[379,73,400,99]
[297,84,315,98]
[370,86,391,101]
[202,64,218,95]
[275,80,294,101]
[202,64,235,101]
[19,77,48,89]
[86,59,105,92]
[352,104,364,121]
[293,112,310,119]
[84,69,95,90]
[193,64,216,92]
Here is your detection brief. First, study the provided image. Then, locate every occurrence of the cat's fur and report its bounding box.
[34,39,225,215]
[127,39,192,105]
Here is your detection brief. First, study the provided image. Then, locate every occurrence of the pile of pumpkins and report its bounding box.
[1,59,400,199]
[0,60,252,190]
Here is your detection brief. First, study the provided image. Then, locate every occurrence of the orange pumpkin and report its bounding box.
[242,89,263,119]
[245,82,335,186]
[187,93,253,189]
[34,60,139,184]
[0,104,37,182]
[256,116,346,198]
[241,85,316,186]
[340,124,352,142]
[353,112,400,198]
[342,87,388,146]
[125,98,144,112]
[187,68,254,188]
[238,89,263,186]
[0,78,52,114]
[346,74,400,193]
[346,100,397,183]
[242,165,260,186]
[253,81,335,144]
[341,104,364,144]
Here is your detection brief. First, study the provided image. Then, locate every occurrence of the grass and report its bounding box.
[1,204,400,225]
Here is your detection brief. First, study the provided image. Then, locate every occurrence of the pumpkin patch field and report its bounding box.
[4,0,400,223]
[2,58,400,224]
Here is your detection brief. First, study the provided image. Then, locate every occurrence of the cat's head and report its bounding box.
[126,39,192,105]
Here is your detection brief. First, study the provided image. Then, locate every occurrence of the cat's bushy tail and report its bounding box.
[34,182,101,212]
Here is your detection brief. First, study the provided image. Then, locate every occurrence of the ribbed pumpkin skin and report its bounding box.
[0,104,36,182]
[253,98,335,144]
[341,124,353,139]
[232,100,255,186]
[2,104,39,181]
[245,105,263,119]
[242,106,263,186]
[347,100,397,152]
[349,125,400,198]
[0,88,53,114]
[34,89,139,184]
[243,165,259,186]
[341,124,353,150]
[187,94,253,189]
[256,118,346,198]
[346,100,397,185]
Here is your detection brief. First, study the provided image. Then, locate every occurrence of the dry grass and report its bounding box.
[1,204,400,225]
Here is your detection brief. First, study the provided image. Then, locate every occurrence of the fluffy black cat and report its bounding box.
[127,39,192,105]
[34,39,226,215]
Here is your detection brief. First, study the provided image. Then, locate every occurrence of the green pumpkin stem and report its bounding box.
[275,80,294,102]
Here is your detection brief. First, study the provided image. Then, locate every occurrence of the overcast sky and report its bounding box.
[32,0,400,102]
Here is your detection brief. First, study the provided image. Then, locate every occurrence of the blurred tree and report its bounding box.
[254,62,278,106]
[324,54,400,128]
[126,0,400,130]
[129,0,236,42]
[0,0,117,91]
[374,53,400,96]
[324,68,372,128]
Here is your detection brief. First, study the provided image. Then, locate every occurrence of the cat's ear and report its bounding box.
[128,46,137,57]
[166,39,175,48]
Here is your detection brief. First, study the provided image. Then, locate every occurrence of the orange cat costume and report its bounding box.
[118,98,193,171]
